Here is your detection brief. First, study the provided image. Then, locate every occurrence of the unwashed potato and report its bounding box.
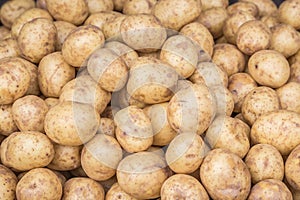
[161,174,209,200]
[81,134,122,181]
[0,38,20,60]
[289,62,300,83]
[38,52,75,97]
[63,177,105,200]
[211,85,235,116]
[117,152,171,199]
[261,15,280,29]
[106,183,138,200]
[277,82,300,113]
[0,131,54,171]
[245,144,284,184]
[239,0,277,17]
[0,164,18,200]
[113,0,126,11]
[97,118,115,137]
[278,0,300,30]
[45,0,88,25]
[166,133,207,174]
[16,168,62,200]
[12,95,48,132]
[123,0,157,15]
[86,0,114,14]
[285,144,300,191]
[0,26,11,39]
[44,98,59,109]
[248,50,290,88]
[84,11,122,30]
[0,104,18,136]
[44,101,100,146]
[53,21,77,51]
[153,0,201,31]
[251,110,300,156]
[200,148,251,200]
[289,50,300,65]
[227,1,258,17]
[113,86,147,109]
[102,15,126,40]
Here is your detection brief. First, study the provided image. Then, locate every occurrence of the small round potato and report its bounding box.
[53,21,77,51]
[285,144,300,191]
[278,0,300,30]
[161,174,209,200]
[0,164,18,200]
[81,134,122,181]
[0,38,20,60]
[44,101,100,146]
[210,85,235,116]
[106,183,138,200]
[84,11,122,30]
[277,82,300,113]
[123,0,157,15]
[239,0,277,17]
[117,152,171,199]
[86,0,114,14]
[0,104,18,136]
[0,131,54,171]
[248,50,290,88]
[200,148,251,200]
[12,95,48,132]
[16,168,62,200]
[63,177,105,200]
[227,1,258,17]
[97,117,115,137]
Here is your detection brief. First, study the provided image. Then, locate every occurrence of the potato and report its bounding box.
[106,183,138,200]
[180,22,214,57]
[113,86,147,109]
[84,11,122,30]
[81,134,122,181]
[123,0,157,15]
[63,177,105,200]
[227,1,258,17]
[98,176,117,193]
[0,26,11,39]
[97,118,115,137]
[16,168,62,200]
[248,179,292,200]
[278,0,300,30]
[86,0,114,14]
[47,144,81,171]
[0,104,18,136]
[166,133,207,174]
[44,101,100,146]
[248,50,290,88]
[45,0,88,25]
[87,48,128,92]
[1,131,54,171]
[0,165,17,199]
[12,95,48,132]
[223,11,255,44]
[146,146,165,158]
[245,144,284,184]
[11,8,53,39]
[153,0,201,31]
[167,83,216,135]
[228,72,257,113]
[53,21,77,51]
[113,0,126,11]
[126,57,178,104]
[200,148,251,200]
[277,82,300,113]
[0,58,30,104]
[38,52,75,97]
[285,144,300,191]
[197,7,228,39]
[212,43,245,76]
[139,50,161,59]
[201,0,228,10]
[261,15,280,29]
[59,75,111,114]
[0,38,20,60]
[251,110,300,156]
[143,103,178,146]
[213,86,235,116]
[236,20,271,55]
[0,0,35,28]
[270,24,300,58]
[242,86,280,125]
[101,106,114,119]
[239,0,277,17]
[120,14,167,53]
[102,15,126,40]
[289,49,300,65]
[18,18,57,63]
[114,106,153,152]
[206,116,250,158]
[290,62,300,83]
[62,25,105,67]
[117,152,171,199]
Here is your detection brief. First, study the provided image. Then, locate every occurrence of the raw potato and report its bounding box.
[248,179,292,200]
[102,15,126,40]
[16,168,62,200]
[113,0,126,11]
[84,11,122,30]
[12,95,48,132]
[45,0,88,25]
[0,58,30,105]
[0,164,17,200]
[38,52,75,97]
[210,85,235,116]
[201,0,228,10]
[117,152,171,199]
[245,144,284,184]
[261,15,280,29]
[251,110,300,156]
[86,0,114,14]
[62,25,105,67]
[0,104,18,136]
[114,86,147,109]
[200,148,251,200]
[0,26,10,40]
[53,21,77,51]
[289,50,300,65]
[290,62,300,83]
[161,174,209,200]
[242,86,280,125]
[44,101,100,146]
[278,0,300,30]
[123,0,157,15]
[239,0,277,17]
[106,183,138,200]
[248,50,290,88]
[63,177,105,200]
[17,18,57,63]
[153,0,201,31]
[0,37,20,60]
[205,116,250,158]
[166,133,207,174]
[114,106,153,152]
[277,82,300,113]
[44,98,59,109]
[0,131,54,171]
[81,134,122,181]
[97,118,115,137]
[236,20,271,55]
[286,144,300,191]
[227,1,258,17]
[36,0,47,9]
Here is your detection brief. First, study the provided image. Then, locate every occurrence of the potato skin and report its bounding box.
[227,1,258,17]
[276,82,300,113]
[53,21,77,51]
[0,104,18,136]
[285,144,300,191]
[278,0,300,30]
[123,0,156,15]
[0,38,20,60]
[0,164,18,200]
[106,183,138,200]
[239,0,277,17]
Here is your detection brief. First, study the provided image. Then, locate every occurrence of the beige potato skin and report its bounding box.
[200,148,251,200]
[210,86,235,116]
[16,168,62,200]
[102,15,126,40]
[278,0,300,30]
[227,1,258,17]
[0,26,10,39]
[106,183,138,200]
[97,118,115,137]
[84,11,122,30]
[0,38,20,60]
[161,174,209,200]
[239,0,277,17]
[0,104,18,136]
[285,144,300,191]
[0,131,54,171]
[201,0,228,11]
[44,98,59,109]
[277,82,300,113]
[0,164,18,200]
[86,0,114,14]
[261,15,280,29]
[289,62,300,83]
[53,21,77,51]
[123,0,157,15]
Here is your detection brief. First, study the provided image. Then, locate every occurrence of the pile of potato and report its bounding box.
[0,0,300,199]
